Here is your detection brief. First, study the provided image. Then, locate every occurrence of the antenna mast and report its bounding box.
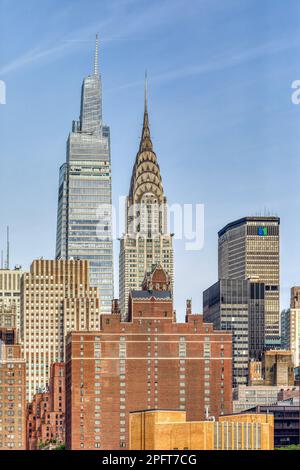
[6,226,9,270]
[94,34,99,75]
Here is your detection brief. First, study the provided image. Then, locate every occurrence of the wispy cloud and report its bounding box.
[0,0,187,76]
[0,42,74,76]
[110,35,300,92]
[1,1,297,89]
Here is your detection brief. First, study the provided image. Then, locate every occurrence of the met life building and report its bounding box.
[55,36,113,314]
[218,216,280,348]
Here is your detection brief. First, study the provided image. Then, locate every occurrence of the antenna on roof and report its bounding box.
[144,69,148,113]
[5,226,9,270]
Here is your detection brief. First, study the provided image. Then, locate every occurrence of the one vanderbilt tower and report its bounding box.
[56,36,114,313]
[119,77,174,319]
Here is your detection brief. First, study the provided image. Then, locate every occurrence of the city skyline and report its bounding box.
[0,0,299,453]
[1,0,300,319]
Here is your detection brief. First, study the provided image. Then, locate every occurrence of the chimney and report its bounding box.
[112,299,120,315]
[185,299,192,321]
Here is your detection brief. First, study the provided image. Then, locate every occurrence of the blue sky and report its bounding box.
[0,0,300,319]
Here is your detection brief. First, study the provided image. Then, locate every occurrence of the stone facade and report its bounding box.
[262,350,294,386]
[289,287,300,367]
[0,267,23,334]
[129,410,274,450]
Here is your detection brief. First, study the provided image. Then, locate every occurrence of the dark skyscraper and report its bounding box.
[203,279,265,387]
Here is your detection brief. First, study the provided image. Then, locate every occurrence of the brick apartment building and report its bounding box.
[0,328,26,450]
[27,363,65,449]
[65,266,232,450]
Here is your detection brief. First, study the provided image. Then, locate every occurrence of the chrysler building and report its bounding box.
[119,77,174,318]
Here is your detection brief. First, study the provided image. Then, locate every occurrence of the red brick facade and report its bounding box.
[65,267,232,450]
[26,363,65,450]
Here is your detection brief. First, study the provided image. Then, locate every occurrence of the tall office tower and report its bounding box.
[0,267,23,332]
[0,328,26,450]
[21,259,100,401]
[218,216,280,348]
[281,287,300,368]
[119,81,174,318]
[65,266,232,450]
[55,35,113,314]
[203,279,265,387]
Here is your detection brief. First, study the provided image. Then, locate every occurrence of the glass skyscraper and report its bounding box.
[56,36,113,313]
[218,216,280,348]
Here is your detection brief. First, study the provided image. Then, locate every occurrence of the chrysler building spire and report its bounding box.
[144,70,148,112]
[94,34,99,75]
[140,71,153,152]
